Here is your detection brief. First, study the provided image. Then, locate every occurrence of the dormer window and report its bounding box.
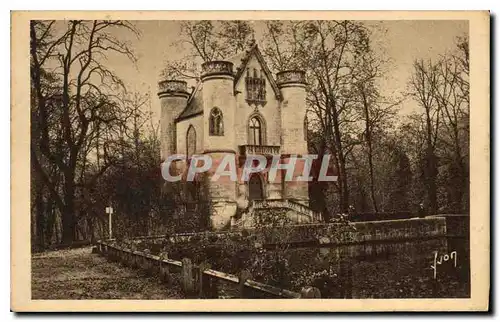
[245,67,266,106]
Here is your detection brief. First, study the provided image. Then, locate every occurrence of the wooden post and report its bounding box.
[134,252,139,268]
[127,251,133,267]
[150,258,156,274]
[130,252,135,268]
[142,250,149,271]
[197,262,213,298]
[159,253,170,283]
[238,269,252,299]
[149,258,156,273]
[181,258,194,295]
[127,252,132,267]
[120,250,125,265]
[300,286,321,298]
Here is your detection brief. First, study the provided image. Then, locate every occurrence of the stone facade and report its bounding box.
[158,44,315,230]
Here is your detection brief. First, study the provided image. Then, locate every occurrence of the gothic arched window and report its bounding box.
[249,116,263,146]
[209,107,224,136]
[245,68,266,104]
[186,125,196,158]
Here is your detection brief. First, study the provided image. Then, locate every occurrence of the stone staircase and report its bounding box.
[231,199,323,229]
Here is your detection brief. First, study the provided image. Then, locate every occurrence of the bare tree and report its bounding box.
[161,20,254,79]
[352,50,401,213]
[262,20,375,213]
[30,20,139,244]
[408,59,442,215]
[434,37,470,212]
[406,35,469,215]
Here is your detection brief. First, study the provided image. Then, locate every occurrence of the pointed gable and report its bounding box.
[175,44,282,124]
[231,44,282,101]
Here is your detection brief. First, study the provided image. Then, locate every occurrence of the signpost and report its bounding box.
[105,206,114,239]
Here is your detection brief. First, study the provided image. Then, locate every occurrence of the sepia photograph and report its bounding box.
[11,11,490,312]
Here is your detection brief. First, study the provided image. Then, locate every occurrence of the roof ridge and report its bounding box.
[175,82,203,122]
[186,81,202,106]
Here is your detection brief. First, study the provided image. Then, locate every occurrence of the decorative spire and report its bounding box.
[247,21,256,48]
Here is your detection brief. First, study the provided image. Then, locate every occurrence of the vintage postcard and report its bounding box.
[11,11,490,312]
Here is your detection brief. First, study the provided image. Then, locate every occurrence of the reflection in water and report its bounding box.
[283,238,470,298]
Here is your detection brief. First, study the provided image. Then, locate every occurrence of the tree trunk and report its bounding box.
[34,186,45,251]
[361,86,379,213]
[338,154,349,213]
[61,177,76,244]
[44,196,56,246]
[366,137,379,213]
[425,147,438,215]
[367,154,378,213]
[87,215,96,243]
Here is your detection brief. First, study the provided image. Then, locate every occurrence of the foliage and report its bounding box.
[30,20,142,247]
[405,37,470,214]
[161,21,254,79]
[261,21,402,215]
[126,207,356,294]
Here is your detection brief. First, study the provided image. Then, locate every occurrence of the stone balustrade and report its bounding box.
[276,70,306,86]
[251,199,322,223]
[239,145,281,156]
[201,60,234,79]
[157,80,188,95]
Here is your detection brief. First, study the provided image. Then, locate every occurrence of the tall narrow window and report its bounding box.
[186,125,196,158]
[245,68,266,105]
[209,107,224,136]
[249,117,262,146]
[304,115,308,141]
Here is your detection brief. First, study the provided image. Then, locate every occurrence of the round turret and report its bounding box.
[200,60,236,152]
[277,70,309,203]
[200,61,238,230]
[157,79,190,161]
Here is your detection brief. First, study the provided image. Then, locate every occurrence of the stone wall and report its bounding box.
[256,217,447,246]
[127,216,454,248]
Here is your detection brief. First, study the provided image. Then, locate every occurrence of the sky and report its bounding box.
[106,20,469,123]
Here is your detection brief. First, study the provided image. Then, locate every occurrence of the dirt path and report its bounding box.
[31,247,184,299]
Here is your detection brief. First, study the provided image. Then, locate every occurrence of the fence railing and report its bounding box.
[95,240,321,299]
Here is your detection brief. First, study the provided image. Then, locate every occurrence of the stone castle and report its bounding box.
[158,44,322,230]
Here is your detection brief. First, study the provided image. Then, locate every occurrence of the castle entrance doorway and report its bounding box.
[248,174,264,201]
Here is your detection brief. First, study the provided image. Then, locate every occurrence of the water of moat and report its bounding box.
[216,237,470,299]
[292,237,467,298]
